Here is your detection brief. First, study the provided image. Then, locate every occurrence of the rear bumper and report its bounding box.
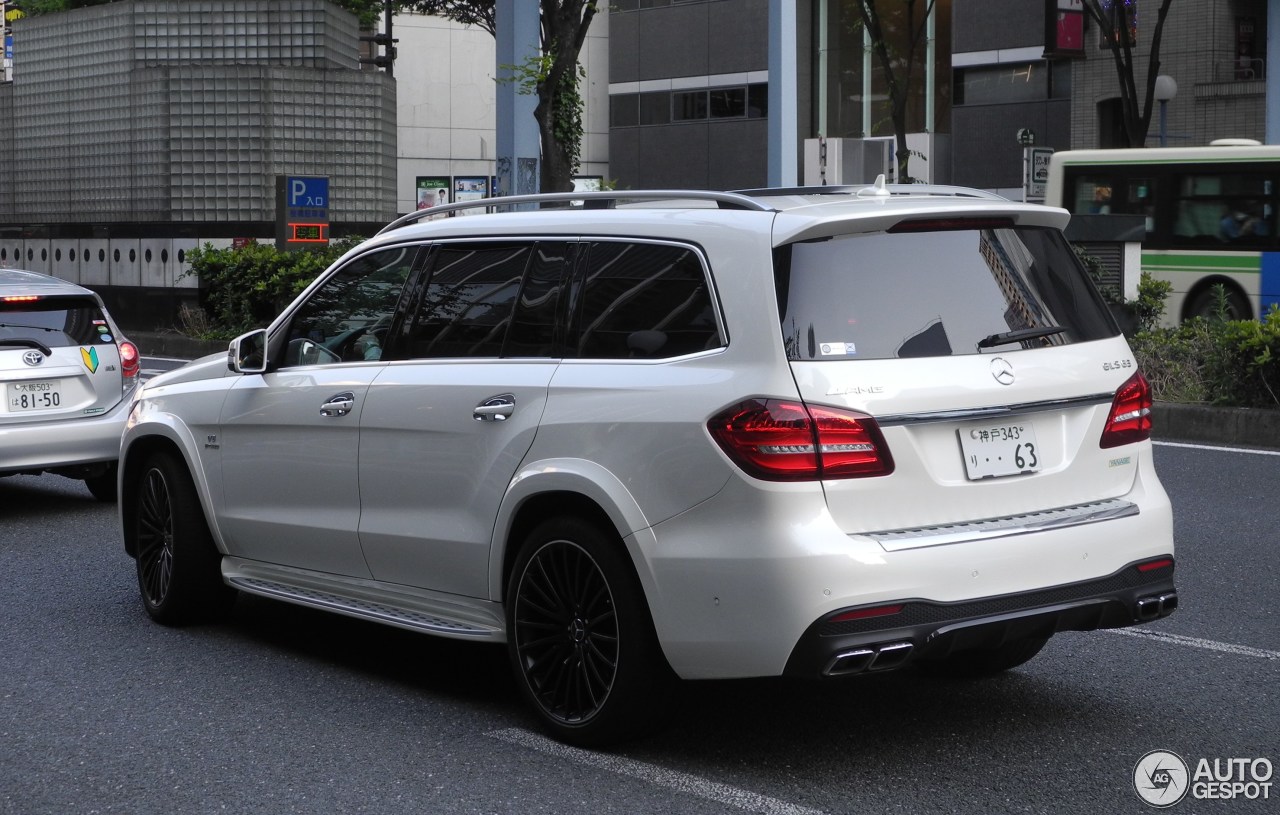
[0,389,133,474]
[783,558,1177,677]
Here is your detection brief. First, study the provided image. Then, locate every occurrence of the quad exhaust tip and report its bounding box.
[825,641,914,677]
[1135,591,1178,622]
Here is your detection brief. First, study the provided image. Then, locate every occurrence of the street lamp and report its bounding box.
[1154,75,1177,147]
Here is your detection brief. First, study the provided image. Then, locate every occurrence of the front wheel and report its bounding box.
[506,516,674,747]
[132,452,235,625]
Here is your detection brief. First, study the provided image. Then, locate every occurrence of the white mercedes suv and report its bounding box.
[119,182,1176,746]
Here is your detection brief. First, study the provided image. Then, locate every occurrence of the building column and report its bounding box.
[496,0,540,196]
[768,0,799,187]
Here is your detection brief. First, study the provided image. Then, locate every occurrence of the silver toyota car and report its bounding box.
[1,268,140,500]
[119,183,1177,746]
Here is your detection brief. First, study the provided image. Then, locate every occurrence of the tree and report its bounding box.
[845,0,937,183]
[352,0,597,193]
[1081,0,1175,147]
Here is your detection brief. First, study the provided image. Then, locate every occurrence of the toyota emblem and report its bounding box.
[990,357,1015,386]
[22,350,44,367]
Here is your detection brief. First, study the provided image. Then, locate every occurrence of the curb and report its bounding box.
[1152,401,1280,451]
[130,331,227,360]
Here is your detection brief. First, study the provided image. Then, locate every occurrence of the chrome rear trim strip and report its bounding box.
[867,498,1139,551]
[875,392,1113,427]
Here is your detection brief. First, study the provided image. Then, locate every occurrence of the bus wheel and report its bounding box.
[1185,285,1251,321]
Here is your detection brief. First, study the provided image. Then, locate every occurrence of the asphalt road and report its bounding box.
[1,442,1276,815]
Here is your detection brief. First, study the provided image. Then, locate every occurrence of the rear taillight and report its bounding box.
[707,399,894,481]
[118,340,140,387]
[1100,371,1152,449]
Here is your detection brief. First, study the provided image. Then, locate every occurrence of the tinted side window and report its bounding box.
[404,243,531,358]
[778,227,1115,361]
[0,296,106,347]
[575,242,722,359]
[504,242,571,357]
[282,246,416,367]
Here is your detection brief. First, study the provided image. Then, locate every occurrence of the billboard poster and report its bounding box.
[416,176,451,216]
[453,176,489,215]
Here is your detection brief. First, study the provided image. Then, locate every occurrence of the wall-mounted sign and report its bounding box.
[276,175,329,249]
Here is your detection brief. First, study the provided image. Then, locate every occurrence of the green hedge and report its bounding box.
[183,238,363,339]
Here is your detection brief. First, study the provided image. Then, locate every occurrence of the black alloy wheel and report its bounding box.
[508,517,673,746]
[133,452,235,625]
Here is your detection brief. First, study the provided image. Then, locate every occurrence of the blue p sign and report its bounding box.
[288,177,328,209]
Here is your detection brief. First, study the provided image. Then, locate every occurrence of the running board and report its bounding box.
[222,558,505,642]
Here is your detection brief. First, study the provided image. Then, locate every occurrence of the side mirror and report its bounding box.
[228,329,268,374]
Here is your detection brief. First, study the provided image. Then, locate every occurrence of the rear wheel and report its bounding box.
[507,516,674,747]
[83,463,117,502]
[917,634,1051,679]
[132,452,235,625]
[1185,284,1250,321]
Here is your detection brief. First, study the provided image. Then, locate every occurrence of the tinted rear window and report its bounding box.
[0,296,110,347]
[776,227,1116,361]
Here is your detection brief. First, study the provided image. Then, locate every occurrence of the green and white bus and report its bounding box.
[1045,144,1280,323]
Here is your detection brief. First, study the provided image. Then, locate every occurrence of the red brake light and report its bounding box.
[707,399,894,481]
[118,340,141,381]
[2,295,39,302]
[828,604,904,624]
[1100,371,1152,449]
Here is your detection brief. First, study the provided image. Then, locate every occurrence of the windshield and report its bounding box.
[775,226,1117,361]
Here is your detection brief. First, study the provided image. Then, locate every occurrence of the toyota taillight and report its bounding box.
[1100,371,1152,449]
[707,399,894,481]
[118,339,141,388]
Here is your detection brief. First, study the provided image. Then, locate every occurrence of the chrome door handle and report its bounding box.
[320,391,355,417]
[474,394,516,422]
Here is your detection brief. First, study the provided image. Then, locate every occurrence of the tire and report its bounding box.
[917,634,1051,679]
[132,452,235,625]
[1185,285,1251,321]
[83,463,118,503]
[506,516,674,747]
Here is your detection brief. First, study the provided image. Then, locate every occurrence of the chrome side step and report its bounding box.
[222,558,505,642]
[867,498,1139,551]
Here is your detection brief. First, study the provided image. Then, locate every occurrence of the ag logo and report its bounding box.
[1134,750,1190,807]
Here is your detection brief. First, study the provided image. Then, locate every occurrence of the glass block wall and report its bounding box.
[3,0,395,225]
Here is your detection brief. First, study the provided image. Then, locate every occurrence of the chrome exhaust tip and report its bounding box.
[823,641,914,676]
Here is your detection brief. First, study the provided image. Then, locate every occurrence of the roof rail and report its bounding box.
[376,189,775,235]
[733,181,1010,202]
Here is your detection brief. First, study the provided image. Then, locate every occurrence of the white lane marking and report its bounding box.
[1107,628,1280,660]
[489,728,829,815]
[1154,440,1280,457]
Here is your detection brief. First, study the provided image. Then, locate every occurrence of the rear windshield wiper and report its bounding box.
[0,338,55,356]
[977,326,1066,350]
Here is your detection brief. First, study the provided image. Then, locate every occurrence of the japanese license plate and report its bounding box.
[8,380,62,411]
[958,422,1040,480]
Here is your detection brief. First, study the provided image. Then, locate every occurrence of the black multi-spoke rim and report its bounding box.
[135,468,175,607]
[513,540,619,724]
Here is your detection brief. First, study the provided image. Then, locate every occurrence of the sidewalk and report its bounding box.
[129,331,1280,451]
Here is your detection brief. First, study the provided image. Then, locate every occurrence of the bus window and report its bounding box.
[1174,174,1273,243]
